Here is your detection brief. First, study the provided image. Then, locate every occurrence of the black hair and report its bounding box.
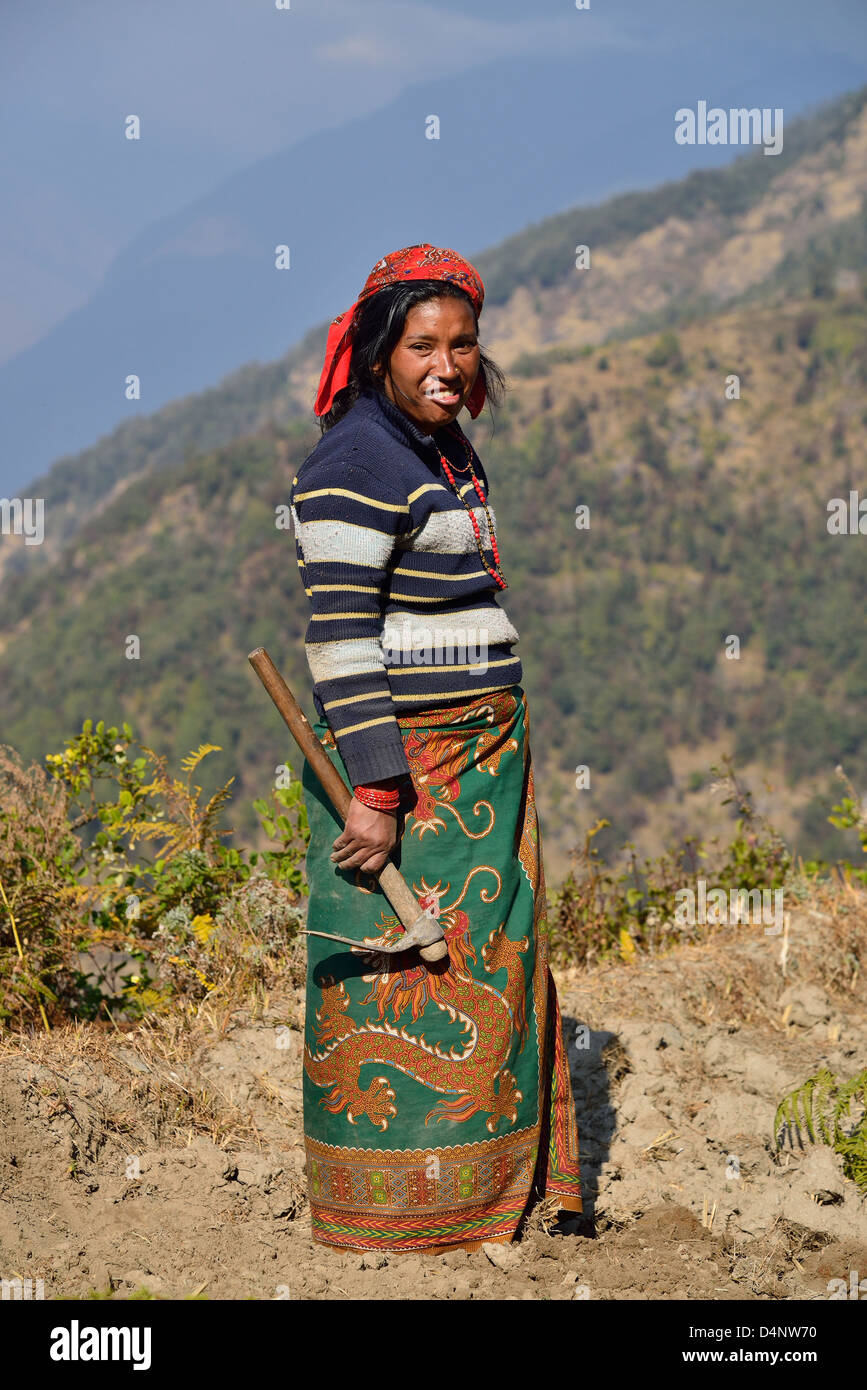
[316,279,506,434]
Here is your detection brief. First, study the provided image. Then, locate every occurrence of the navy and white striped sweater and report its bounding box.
[289,387,523,787]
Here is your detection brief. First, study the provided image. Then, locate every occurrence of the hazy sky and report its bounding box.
[1,0,865,362]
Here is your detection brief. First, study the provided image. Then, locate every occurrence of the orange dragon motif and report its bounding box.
[402,713,516,841]
[304,883,531,1133]
[305,691,540,1134]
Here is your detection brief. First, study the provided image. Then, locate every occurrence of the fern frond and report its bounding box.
[131,821,191,857]
[139,745,170,786]
[815,1071,836,1146]
[197,778,236,847]
[833,1070,867,1144]
[803,1071,818,1143]
[179,744,222,776]
[129,820,174,840]
[775,1067,867,1194]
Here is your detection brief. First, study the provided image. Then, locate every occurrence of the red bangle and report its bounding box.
[354,784,400,811]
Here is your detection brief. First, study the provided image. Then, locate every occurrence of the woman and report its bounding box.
[289,243,581,1254]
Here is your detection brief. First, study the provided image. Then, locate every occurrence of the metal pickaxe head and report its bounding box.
[302,904,447,962]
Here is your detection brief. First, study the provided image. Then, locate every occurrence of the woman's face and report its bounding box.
[376,296,480,432]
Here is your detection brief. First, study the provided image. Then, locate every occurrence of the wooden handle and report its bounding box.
[248,647,352,822]
[378,861,429,927]
[247,648,444,957]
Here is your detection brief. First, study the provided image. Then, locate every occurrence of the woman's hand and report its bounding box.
[331,798,398,874]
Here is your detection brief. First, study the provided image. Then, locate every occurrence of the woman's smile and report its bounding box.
[422,380,464,409]
[378,296,480,432]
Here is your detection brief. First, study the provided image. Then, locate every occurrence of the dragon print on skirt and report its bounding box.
[300,685,582,1253]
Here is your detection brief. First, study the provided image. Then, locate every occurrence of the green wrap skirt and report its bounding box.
[300,685,582,1253]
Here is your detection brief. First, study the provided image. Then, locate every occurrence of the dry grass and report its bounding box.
[0,1005,278,1153]
[724,1217,836,1299]
[558,871,866,1039]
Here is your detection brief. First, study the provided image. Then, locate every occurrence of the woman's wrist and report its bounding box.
[352,774,411,812]
[354,785,400,812]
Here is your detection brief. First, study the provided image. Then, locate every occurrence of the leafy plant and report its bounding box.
[712,754,791,890]
[774,1066,867,1193]
[0,721,309,1030]
[644,330,685,373]
[550,759,791,967]
[251,781,309,895]
[827,765,867,879]
[143,867,306,1015]
[550,817,706,967]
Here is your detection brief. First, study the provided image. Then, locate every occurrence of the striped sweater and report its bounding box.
[289,387,523,787]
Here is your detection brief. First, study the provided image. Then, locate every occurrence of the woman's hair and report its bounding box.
[317,280,506,434]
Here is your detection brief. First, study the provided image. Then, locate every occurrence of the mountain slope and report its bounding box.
[3,84,865,596]
[1,293,865,881]
[1,58,861,491]
[2,87,866,881]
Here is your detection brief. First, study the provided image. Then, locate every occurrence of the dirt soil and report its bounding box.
[1,892,865,1301]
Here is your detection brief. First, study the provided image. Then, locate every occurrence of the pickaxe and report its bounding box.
[247,648,448,964]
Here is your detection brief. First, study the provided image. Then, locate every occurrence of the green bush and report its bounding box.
[644,331,685,373]
[550,757,790,967]
[0,720,309,1030]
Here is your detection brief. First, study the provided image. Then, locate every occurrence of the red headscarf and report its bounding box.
[313,242,487,419]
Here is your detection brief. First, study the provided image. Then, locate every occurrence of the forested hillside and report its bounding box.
[4,85,865,582]
[2,87,866,882]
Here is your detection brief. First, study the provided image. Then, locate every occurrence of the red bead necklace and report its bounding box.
[437,426,507,590]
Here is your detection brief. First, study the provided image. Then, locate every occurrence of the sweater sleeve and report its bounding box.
[290,457,413,788]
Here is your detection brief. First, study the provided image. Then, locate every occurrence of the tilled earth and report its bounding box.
[1,898,865,1300]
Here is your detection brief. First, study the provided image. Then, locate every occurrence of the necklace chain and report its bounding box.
[437,426,507,590]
